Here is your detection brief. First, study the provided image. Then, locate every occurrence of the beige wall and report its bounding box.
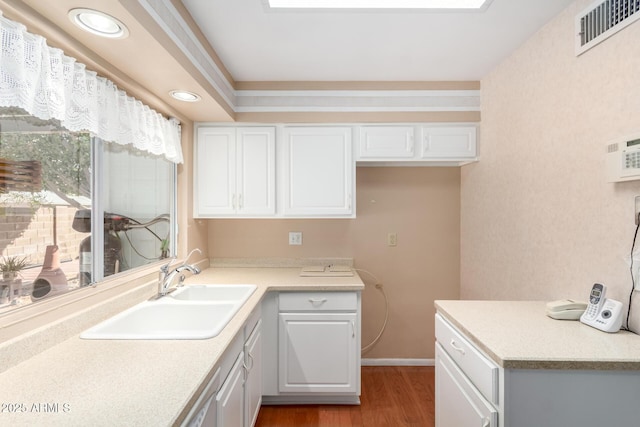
[208,167,461,358]
[178,122,210,262]
[461,0,640,330]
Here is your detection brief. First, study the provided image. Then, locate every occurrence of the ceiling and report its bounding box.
[182,0,575,81]
[0,0,576,123]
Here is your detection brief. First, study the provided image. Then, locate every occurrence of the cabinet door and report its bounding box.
[195,127,237,216]
[244,320,262,427]
[282,127,354,217]
[216,352,245,427]
[435,344,497,427]
[237,128,276,215]
[421,126,477,159]
[279,312,357,393]
[358,126,415,160]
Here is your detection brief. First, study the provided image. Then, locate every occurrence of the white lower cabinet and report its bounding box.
[436,344,497,427]
[244,319,262,427]
[216,352,245,427]
[279,312,357,393]
[435,312,640,427]
[183,308,262,427]
[435,314,498,427]
[262,291,361,404]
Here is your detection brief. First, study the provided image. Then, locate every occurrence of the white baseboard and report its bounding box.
[361,358,435,366]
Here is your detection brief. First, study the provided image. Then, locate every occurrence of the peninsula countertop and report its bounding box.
[0,266,364,427]
[435,300,640,370]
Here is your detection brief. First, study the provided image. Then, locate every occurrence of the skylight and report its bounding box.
[267,0,493,9]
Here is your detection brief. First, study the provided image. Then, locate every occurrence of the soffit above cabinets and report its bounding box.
[0,0,574,122]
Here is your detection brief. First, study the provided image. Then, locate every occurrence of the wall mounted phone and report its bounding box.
[579,283,623,333]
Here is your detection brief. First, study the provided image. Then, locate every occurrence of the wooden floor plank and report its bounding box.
[255,366,435,427]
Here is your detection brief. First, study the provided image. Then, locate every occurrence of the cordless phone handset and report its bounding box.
[584,283,606,320]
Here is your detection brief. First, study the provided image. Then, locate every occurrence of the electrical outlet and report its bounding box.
[636,196,640,225]
[289,231,302,245]
[387,232,397,247]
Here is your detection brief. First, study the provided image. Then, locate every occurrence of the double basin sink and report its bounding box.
[80,284,257,340]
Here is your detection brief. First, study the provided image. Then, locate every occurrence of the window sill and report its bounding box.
[0,262,164,374]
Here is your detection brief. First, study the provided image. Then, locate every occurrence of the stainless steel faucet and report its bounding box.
[158,248,202,296]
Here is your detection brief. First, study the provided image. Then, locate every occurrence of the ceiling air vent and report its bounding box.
[576,0,640,55]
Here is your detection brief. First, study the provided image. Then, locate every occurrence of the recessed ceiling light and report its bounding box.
[68,8,129,39]
[170,90,201,102]
[267,0,492,9]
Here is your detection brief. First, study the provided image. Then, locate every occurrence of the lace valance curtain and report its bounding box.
[0,13,183,163]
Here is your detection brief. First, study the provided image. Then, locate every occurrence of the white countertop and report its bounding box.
[435,300,640,370]
[0,267,363,427]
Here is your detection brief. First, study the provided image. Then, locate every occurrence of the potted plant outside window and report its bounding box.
[0,256,29,281]
[0,256,28,304]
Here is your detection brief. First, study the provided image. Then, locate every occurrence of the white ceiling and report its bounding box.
[182,0,575,82]
[0,0,577,122]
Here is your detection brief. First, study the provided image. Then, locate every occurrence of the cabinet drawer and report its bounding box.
[435,343,497,427]
[435,314,499,405]
[279,291,357,311]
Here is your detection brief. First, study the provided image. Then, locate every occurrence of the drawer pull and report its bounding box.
[308,298,328,305]
[449,339,465,355]
[247,352,254,371]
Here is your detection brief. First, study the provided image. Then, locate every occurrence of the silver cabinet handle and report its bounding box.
[308,298,327,305]
[241,363,248,382]
[450,339,465,355]
[482,417,490,427]
[238,193,243,210]
[351,320,356,338]
[247,352,254,371]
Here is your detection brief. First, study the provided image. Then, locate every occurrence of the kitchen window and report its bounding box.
[0,107,176,313]
[0,13,182,315]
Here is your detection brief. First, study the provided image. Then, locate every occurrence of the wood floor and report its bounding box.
[255,366,435,427]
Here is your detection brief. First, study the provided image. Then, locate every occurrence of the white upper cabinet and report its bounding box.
[358,126,415,159]
[194,123,478,218]
[195,127,275,218]
[356,124,478,165]
[421,125,477,160]
[281,127,355,218]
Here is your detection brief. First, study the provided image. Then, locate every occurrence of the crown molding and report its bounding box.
[135,0,480,116]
